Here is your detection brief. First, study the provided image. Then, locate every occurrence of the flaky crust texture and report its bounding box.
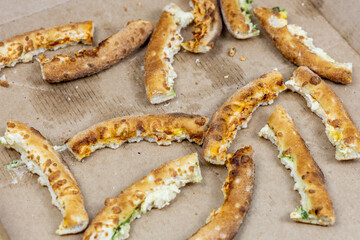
[203,69,285,165]
[2,121,89,234]
[82,153,202,240]
[287,66,360,160]
[39,20,153,83]
[254,7,351,84]
[220,0,259,39]
[182,0,222,53]
[0,21,93,69]
[189,146,254,240]
[66,113,209,161]
[266,105,335,225]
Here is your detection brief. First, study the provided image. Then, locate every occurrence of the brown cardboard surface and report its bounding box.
[0,0,360,239]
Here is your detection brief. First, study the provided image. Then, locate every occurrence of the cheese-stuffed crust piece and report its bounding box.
[0,21,94,71]
[65,113,209,161]
[0,121,89,234]
[220,0,259,39]
[82,152,202,240]
[254,7,352,84]
[39,20,153,83]
[188,146,254,240]
[181,0,222,53]
[259,105,335,225]
[145,3,194,104]
[203,69,286,165]
[286,66,360,160]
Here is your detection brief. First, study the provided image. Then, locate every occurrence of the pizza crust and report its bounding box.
[0,121,89,234]
[286,66,360,160]
[254,7,352,84]
[188,146,254,240]
[220,0,259,39]
[203,69,286,165]
[81,152,202,240]
[259,105,335,225]
[39,20,153,83]
[64,113,209,161]
[181,0,222,53]
[144,3,194,104]
[0,21,94,71]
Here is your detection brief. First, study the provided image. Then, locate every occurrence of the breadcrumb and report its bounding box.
[0,75,9,88]
[228,47,236,57]
[240,56,246,61]
[137,2,141,6]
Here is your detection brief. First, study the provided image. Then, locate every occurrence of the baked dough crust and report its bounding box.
[39,20,153,83]
[0,121,89,234]
[181,0,222,53]
[259,105,335,225]
[65,113,209,161]
[220,0,259,39]
[145,3,194,104]
[82,153,202,240]
[0,21,93,71]
[254,7,352,84]
[203,69,286,165]
[286,66,360,160]
[188,146,254,240]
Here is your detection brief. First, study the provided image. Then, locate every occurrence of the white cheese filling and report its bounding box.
[287,24,352,71]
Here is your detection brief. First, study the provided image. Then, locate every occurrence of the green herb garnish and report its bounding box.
[5,161,25,170]
[112,209,139,240]
[298,206,309,219]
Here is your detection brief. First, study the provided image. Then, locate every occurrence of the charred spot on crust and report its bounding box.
[104,198,117,206]
[302,81,308,87]
[344,136,356,145]
[195,117,207,126]
[241,155,251,163]
[314,207,323,215]
[49,170,61,182]
[0,42,4,47]
[30,127,47,140]
[7,122,16,128]
[136,123,145,133]
[276,80,283,86]
[23,134,30,139]
[308,189,315,193]
[112,206,122,214]
[239,206,246,215]
[310,75,321,85]
[283,148,292,155]
[71,132,98,153]
[52,179,67,189]
[99,127,108,139]
[328,119,342,128]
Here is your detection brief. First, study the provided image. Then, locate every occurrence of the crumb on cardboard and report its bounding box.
[228,47,236,57]
[137,2,141,6]
[0,75,9,88]
[124,6,128,12]
[195,58,200,63]
[224,75,229,79]
[240,56,246,61]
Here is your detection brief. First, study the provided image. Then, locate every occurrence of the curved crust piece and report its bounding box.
[203,69,285,165]
[181,0,222,53]
[82,152,202,240]
[145,3,194,104]
[65,113,209,161]
[258,105,335,225]
[0,121,89,234]
[188,146,254,240]
[0,21,94,71]
[254,7,352,84]
[286,66,360,160]
[39,20,153,83]
[220,0,259,39]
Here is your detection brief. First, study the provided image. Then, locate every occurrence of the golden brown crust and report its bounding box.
[203,69,285,165]
[254,7,352,84]
[39,20,153,83]
[144,4,193,104]
[220,0,259,39]
[263,105,335,225]
[82,153,202,240]
[65,113,209,161]
[1,121,89,234]
[0,21,93,70]
[181,0,222,53]
[188,146,254,240]
[286,66,360,160]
